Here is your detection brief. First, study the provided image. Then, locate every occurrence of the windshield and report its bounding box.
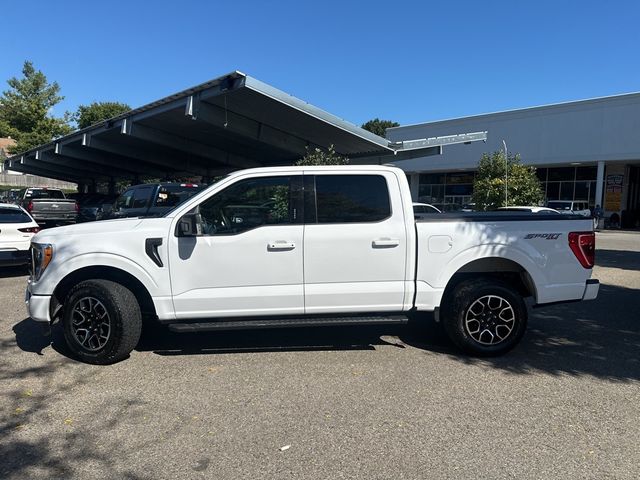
[25,189,65,199]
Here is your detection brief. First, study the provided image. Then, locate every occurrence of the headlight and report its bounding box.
[31,243,54,281]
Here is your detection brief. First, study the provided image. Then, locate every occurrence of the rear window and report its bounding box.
[0,207,32,223]
[25,189,65,199]
[548,201,572,211]
[315,175,391,223]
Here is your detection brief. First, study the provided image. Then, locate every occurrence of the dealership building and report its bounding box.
[384,92,640,227]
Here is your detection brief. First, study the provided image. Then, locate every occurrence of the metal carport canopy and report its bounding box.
[3,70,487,185]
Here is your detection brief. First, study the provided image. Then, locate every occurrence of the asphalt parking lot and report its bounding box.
[0,231,638,479]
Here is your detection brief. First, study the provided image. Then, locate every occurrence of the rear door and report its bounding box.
[303,172,408,314]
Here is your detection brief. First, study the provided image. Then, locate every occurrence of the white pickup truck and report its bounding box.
[26,166,599,364]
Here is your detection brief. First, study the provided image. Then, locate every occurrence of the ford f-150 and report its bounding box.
[26,166,599,364]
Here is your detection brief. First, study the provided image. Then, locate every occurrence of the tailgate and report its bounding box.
[31,199,77,214]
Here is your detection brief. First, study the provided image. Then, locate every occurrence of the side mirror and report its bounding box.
[176,213,198,237]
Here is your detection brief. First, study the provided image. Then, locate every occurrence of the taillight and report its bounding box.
[19,227,40,234]
[569,231,595,268]
[27,201,33,212]
[74,201,79,212]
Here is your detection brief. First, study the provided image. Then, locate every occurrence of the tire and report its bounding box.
[62,279,142,364]
[442,278,527,356]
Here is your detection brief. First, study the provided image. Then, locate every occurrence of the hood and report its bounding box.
[33,218,145,241]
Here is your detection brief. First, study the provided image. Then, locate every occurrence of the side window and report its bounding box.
[132,187,153,209]
[197,176,297,235]
[315,175,391,223]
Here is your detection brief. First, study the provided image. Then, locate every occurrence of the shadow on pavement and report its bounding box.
[2,322,152,480]
[12,320,50,355]
[11,282,639,384]
[136,322,411,356]
[404,283,640,382]
[135,282,640,382]
[596,249,640,271]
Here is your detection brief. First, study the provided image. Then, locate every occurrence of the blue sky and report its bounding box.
[2,0,639,127]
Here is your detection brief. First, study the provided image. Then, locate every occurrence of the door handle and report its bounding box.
[372,238,400,248]
[267,241,296,251]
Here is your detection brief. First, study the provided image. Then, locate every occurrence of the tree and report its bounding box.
[296,144,349,166]
[74,101,131,130]
[361,118,399,137]
[0,61,72,154]
[471,151,543,210]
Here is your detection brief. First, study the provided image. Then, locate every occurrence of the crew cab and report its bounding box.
[17,188,78,226]
[26,166,599,364]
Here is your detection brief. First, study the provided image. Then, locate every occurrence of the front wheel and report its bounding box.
[442,278,527,356]
[62,279,142,364]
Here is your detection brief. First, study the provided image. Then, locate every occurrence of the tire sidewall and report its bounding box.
[62,282,129,364]
[445,280,527,356]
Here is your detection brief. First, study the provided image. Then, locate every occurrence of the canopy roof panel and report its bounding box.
[4,72,395,183]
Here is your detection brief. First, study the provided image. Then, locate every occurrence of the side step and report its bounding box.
[167,315,409,333]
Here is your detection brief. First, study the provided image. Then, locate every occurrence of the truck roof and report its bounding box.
[224,165,403,179]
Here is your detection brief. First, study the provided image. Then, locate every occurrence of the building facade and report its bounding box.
[386,93,640,227]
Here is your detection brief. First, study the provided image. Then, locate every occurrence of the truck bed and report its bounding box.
[414,212,595,310]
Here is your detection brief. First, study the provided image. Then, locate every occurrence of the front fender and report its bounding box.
[32,252,163,297]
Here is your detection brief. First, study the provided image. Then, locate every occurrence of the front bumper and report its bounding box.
[33,213,77,225]
[582,279,599,301]
[0,250,30,266]
[25,282,52,323]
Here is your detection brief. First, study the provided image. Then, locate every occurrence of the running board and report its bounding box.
[167,315,409,333]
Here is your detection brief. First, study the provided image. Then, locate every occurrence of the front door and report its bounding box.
[168,174,304,319]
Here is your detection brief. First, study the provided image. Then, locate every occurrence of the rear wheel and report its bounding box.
[62,279,141,364]
[442,278,527,356]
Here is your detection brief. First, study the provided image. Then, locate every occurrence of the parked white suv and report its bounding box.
[546,200,591,217]
[26,166,599,364]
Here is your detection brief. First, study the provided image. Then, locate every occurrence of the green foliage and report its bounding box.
[472,151,543,210]
[74,101,131,129]
[270,185,290,222]
[360,118,399,137]
[296,144,349,166]
[0,61,72,154]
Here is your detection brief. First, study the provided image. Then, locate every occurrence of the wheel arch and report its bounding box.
[441,257,538,306]
[52,266,157,320]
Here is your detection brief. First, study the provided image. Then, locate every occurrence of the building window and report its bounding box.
[576,166,597,181]
[548,167,576,182]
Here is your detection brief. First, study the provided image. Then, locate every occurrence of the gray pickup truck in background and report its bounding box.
[17,188,78,227]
